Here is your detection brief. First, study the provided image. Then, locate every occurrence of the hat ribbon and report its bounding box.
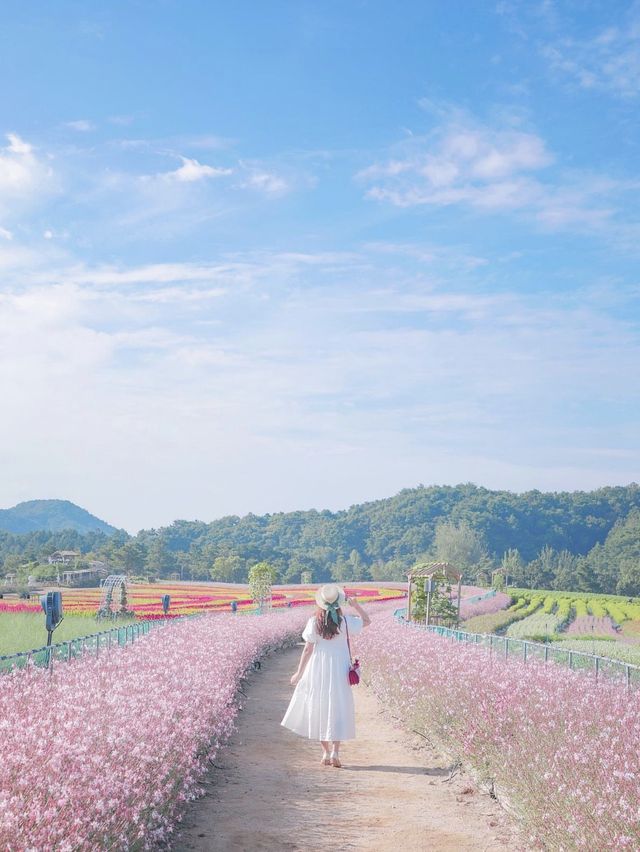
[324,599,341,625]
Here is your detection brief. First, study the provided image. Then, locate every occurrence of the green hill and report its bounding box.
[0,500,118,535]
[1,485,640,594]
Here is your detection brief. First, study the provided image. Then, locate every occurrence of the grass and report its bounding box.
[0,612,137,657]
[550,638,640,666]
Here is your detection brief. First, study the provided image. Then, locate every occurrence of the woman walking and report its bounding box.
[281,584,371,767]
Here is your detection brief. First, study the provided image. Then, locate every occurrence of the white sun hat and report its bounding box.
[315,583,346,610]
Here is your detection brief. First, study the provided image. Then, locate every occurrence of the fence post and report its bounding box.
[544,645,549,664]
[627,665,631,690]
[67,641,72,662]
[505,638,509,659]
[569,651,573,670]
[595,655,599,683]
[523,641,527,662]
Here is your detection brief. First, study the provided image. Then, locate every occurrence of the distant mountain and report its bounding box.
[0,500,118,535]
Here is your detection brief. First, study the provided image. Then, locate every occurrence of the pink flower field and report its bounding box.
[0,609,309,851]
[565,615,619,637]
[355,610,640,850]
[458,591,511,621]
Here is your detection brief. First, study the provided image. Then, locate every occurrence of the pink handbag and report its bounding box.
[344,618,360,686]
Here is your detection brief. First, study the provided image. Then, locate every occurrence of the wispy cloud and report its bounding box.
[0,133,56,221]
[153,155,233,183]
[357,108,637,238]
[542,6,640,98]
[0,240,637,527]
[240,168,289,195]
[65,119,96,132]
[357,112,553,209]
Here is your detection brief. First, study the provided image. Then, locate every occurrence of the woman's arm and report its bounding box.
[290,642,314,686]
[346,596,371,627]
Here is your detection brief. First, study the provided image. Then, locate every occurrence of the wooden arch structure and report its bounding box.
[406,562,462,626]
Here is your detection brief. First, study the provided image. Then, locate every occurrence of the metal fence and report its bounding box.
[0,604,303,674]
[394,609,640,689]
[0,618,182,673]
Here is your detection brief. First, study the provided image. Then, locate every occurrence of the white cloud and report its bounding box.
[358,117,553,210]
[0,226,12,240]
[241,169,289,195]
[108,115,135,126]
[542,8,640,98]
[357,110,636,236]
[0,133,56,220]
[0,245,636,529]
[65,119,95,132]
[160,156,232,183]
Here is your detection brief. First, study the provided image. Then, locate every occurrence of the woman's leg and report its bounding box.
[330,740,341,767]
[320,740,331,764]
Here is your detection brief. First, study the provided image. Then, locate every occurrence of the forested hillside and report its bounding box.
[2,483,640,594]
[0,500,118,535]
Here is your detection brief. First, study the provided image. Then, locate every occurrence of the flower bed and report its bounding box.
[0,609,308,850]
[505,610,562,639]
[0,583,406,619]
[458,592,510,621]
[355,610,640,850]
[565,615,619,638]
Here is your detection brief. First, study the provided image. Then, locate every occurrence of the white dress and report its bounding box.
[281,614,363,741]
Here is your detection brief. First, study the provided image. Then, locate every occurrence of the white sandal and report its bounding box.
[330,752,342,768]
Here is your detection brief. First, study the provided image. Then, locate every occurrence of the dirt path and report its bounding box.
[174,646,524,852]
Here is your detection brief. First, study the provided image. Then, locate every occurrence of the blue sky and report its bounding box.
[0,1,638,531]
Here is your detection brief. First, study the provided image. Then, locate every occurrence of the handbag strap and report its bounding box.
[344,616,353,664]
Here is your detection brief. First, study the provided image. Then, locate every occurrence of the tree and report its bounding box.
[248,561,278,609]
[117,541,148,575]
[210,554,245,583]
[330,556,351,583]
[526,545,557,590]
[501,548,525,587]
[433,521,488,574]
[347,549,369,581]
[145,537,174,579]
[552,550,580,592]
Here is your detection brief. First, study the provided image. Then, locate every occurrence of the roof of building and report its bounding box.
[407,561,462,582]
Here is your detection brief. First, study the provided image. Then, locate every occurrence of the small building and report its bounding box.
[48,550,81,566]
[58,566,108,587]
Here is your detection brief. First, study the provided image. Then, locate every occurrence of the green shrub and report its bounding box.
[574,599,588,617]
[588,599,607,618]
[556,599,572,629]
[604,602,627,625]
